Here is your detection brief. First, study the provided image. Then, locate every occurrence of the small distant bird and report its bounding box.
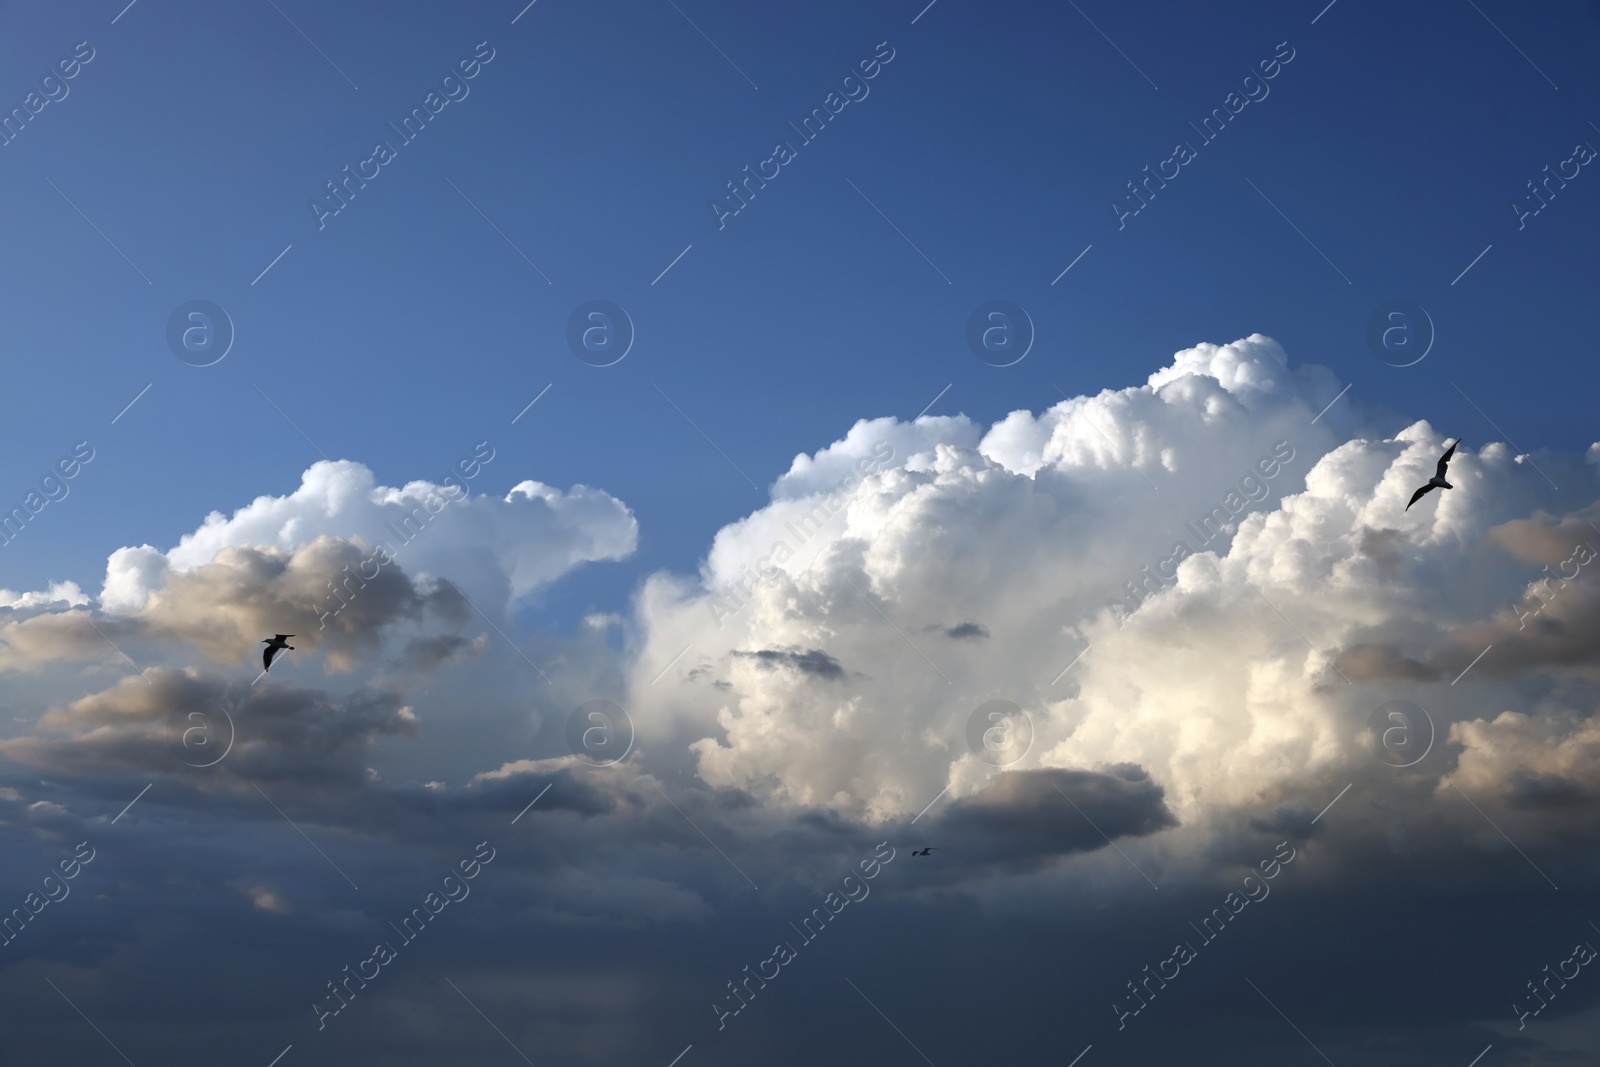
[262,634,295,672]
[912,847,936,856]
[1406,440,1458,511]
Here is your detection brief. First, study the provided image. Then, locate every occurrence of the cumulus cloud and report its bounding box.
[143,538,464,667]
[942,621,990,640]
[907,766,1177,877]
[0,537,466,675]
[0,452,640,687]
[622,334,1600,878]
[0,581,88,611]
[102,458,636,613]
[0,668,420,789]
[400,632,489,672]
[1447,710,1600,812]
[731,647,846,680]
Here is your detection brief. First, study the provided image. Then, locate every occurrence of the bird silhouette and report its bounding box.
[912,847,936,856]
[1406,440,1457,511]
[262,635,295,672]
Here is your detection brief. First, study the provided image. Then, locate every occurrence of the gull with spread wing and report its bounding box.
[1407,440,1458,511]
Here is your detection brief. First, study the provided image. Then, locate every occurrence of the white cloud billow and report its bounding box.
[100,459,637,614]
[0,581,89,611]
[625,335,1600,834]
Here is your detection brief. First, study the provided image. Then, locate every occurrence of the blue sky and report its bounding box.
[3,0,1597,616]
[4,1,1600,1064]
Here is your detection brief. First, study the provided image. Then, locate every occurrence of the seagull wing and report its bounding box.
[1436,442,1457,479]
[1406,483,1436,510]
[263,645,277,672]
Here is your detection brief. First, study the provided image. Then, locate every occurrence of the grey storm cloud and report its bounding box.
[136,537,468,670]
[0,536,469,676]
[944,621,991,640]
[731,647,846,680]
[1333,640,1442,681]
[1333,502,1600,685]
[910,765,1177,876]
[0,668,418,790]
[399,632,488,672]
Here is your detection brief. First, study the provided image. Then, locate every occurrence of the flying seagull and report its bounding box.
[1406,440,1458,511]
[262,634,295,672]
[911,847,936,856]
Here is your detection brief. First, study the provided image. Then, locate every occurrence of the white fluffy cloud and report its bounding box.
[0,581,88,611]
[101,458,637,614]
[1446,710,1600,802]
[626,335,1600,844]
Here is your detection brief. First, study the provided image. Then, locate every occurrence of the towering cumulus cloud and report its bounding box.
[627,335,1600,863]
